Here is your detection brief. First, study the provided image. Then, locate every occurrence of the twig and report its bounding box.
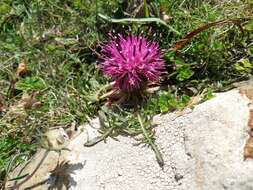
[173,18,252,50]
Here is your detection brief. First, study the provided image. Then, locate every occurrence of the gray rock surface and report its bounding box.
[6,90,253,190]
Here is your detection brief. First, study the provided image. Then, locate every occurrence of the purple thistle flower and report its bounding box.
[101,35,165,92]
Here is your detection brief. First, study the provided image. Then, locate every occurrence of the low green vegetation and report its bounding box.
[0,0,252,187]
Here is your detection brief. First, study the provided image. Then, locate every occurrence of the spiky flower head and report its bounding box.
[101,35,165,92]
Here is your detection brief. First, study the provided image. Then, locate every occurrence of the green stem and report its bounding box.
[144,0,149,18]
[137,112,164,167]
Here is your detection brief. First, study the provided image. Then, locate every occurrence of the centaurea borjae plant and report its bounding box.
[99,34,165,166]
[101,34,165,94]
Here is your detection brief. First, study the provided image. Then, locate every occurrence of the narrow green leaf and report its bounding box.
[98,14,181,35]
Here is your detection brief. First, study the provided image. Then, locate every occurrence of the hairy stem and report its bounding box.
[137,112,164,167]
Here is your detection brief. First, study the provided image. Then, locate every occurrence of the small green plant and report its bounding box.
[15,77,47,91]
[235,58,253,74]
[159,91,190,113]
[0,137,35,187]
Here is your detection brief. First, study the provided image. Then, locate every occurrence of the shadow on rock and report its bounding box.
[22,160,85,190]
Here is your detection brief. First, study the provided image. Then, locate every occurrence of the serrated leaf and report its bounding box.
[176,65,194,81]
[15,77,46,91]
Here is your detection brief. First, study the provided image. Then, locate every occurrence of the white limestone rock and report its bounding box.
[6,90,253,190]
